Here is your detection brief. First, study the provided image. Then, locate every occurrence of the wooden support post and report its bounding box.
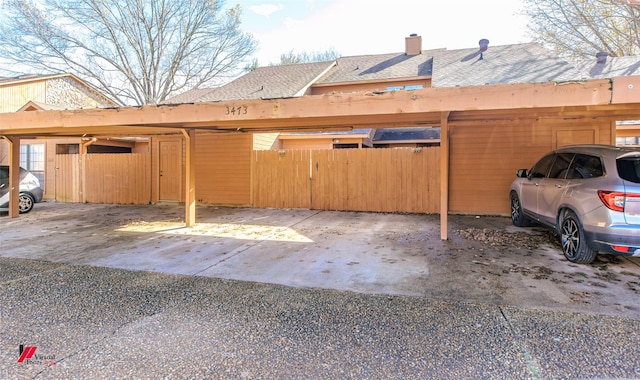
[182,129,196,227]
[7,136,21,218]
[610,120,617,145]
[440,111,450,240]
[79,138,97,203]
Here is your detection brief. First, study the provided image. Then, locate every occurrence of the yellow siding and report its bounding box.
[0,82,48,113]
[253,133,281,150]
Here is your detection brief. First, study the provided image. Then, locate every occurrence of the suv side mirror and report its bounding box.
[516,169,528,178]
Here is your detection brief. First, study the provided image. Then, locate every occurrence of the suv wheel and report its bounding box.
[18,193,34,214]
[510,191,532,227]
[560,210,596,264]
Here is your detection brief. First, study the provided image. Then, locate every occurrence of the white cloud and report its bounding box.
[248,3,284,17]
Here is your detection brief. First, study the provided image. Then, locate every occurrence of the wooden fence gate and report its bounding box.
[252,147,440,213]
[54,153,151,204]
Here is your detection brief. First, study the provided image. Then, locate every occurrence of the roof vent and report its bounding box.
[405,34,422,56]
[596,51,609,64]
[478,39,489,60]
[479,39,489,52]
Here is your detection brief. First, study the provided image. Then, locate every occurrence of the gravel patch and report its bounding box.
[2,259,640,379]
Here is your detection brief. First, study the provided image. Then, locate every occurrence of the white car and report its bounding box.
[0,165,44,213]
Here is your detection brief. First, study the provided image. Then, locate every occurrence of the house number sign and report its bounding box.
[225,105,248,116]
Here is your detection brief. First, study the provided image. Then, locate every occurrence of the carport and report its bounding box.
[2,76,640,239]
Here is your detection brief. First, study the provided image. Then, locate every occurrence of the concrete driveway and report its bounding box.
[2,202,640,319]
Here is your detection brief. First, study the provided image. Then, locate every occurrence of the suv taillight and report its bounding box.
[598,191,640,212]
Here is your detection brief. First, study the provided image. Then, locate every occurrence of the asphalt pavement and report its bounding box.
[1,203,640,379]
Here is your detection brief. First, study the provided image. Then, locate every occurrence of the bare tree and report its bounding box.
[0,0,257,105]
[523,0,640,59]
[276,48,341,65]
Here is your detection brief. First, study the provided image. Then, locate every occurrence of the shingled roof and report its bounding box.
[315,50,440,84]
[167,40,640,104]
[167,61,335,103]
[431,43,584,87]
[572,55,640,79]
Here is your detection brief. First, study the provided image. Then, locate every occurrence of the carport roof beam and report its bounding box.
[2,78,635,138]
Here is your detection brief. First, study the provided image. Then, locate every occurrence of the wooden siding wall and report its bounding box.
[42,122,614,215]
[195,133,252,205]
[54,153,151,204]
[253,147,440,213]
[448,121,614,215]
[0,81,47,113]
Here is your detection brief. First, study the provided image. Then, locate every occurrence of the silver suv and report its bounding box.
[0,165,44,213]
[510,145,640,264]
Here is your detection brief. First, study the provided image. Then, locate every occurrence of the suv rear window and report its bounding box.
[617,157,640,184]
[567,154,603,179]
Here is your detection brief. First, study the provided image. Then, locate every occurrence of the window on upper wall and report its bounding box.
[333,143,359,149]
[20,144,45,190]
[616,136,640,146]
[385,84,424,92]
[56,144,80,154]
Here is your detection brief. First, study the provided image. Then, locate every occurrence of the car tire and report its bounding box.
[18,193,34,214]
[510,191,532,227]
[560,210,596,264]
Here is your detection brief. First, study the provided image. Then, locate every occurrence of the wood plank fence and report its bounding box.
[253,147,440,213]
[54,153,151,204]
[53,148,439,213]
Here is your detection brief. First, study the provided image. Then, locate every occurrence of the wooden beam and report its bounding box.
[182,129,196,227]
[0,78,621,137]
[7,136,20,217]
[440,111,450,240]
[613,76,640,104]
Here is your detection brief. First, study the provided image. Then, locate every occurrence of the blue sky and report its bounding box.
[232,0,531,65]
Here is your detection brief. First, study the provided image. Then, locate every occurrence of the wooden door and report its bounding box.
[159,140,181,201]
[555,129,597,148]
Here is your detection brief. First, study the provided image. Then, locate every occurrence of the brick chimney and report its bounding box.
[405,34,422,55]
